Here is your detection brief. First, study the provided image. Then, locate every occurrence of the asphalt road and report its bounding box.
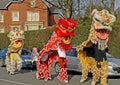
[0,64,120,85]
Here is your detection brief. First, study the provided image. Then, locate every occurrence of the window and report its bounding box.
[0,12,4,23]
[66,48,77,57]
[30,0,36,8]
[12,11,19,21]
[0,27,4,33]
[27,11,39,21]
[25,25,39,31]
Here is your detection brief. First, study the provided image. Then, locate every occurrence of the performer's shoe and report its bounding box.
[10,72,15,75]
[64,80,68,83]
[36,72,40,80]
[49,78,52,80]
[80,78,86,83]
[57,76,68,83]
[101,82,108,85]
[44,78,52,81]
[91,81,96,85]
[44,79,48,81]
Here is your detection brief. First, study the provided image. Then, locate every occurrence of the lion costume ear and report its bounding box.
[91,9,98,17]
[66,18,77,29]
[7,31,14,38]
[20,30,25,39]
[57,18,69,30]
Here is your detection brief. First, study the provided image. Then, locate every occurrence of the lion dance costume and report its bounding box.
[6,30,25,75]
[76,9,116,85]
[36,18,76,83]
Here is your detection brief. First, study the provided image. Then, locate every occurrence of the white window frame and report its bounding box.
[30,0,36,8]
[26,25,39,31]
[0,12,4,23]
[0,27,5,33]
[27,11,39,21]
[12,11,19,21]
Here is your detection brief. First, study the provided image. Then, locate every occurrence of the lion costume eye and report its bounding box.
[60,24,67,30]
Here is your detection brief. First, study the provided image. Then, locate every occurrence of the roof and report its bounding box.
[42,0,59,14]
[0,0,23,9]
[49,6,59,14]
[0,0,58,14]
[0,0,11,9]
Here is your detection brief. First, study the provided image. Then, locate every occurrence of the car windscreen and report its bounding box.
[66,48,77,57]
[0,48,8,53]
[21,49,31,56]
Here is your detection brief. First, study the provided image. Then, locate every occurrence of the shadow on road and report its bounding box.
[67,70,92,82]
[108,76,120,79]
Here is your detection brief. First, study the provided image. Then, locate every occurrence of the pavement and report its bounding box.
[0,60,120,85]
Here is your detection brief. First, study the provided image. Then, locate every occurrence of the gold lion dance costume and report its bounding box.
[76,9,116,85]
[6,30,25,75]
[36,18,76,83]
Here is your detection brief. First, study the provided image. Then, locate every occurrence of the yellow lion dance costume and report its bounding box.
[76,9,116,85]
[5,30,25,75]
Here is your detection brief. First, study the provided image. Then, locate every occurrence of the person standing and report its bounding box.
[31,47,39,66]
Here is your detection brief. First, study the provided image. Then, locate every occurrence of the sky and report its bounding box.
[115,0,120,10]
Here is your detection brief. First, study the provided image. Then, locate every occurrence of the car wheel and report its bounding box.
[54,62,60,73]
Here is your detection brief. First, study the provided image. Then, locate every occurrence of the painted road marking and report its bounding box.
[0,78,29,85]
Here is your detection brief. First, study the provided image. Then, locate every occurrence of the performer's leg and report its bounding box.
[91,66,100,85]
[36,71,45,80]
[100,61,108,85]
[44,62,51,81]
[5,57,11,73]
[36,61,45,80]
[57,57,68,83]
[16,57,22,71]
[80,64,90,82]
[10,58,16,75]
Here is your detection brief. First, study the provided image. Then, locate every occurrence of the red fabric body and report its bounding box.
[36,31,69,81]
[57,57,68,82]
[36,18,76,82]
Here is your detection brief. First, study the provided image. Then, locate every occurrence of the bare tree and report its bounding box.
[111,0,115,13]
[77,0,80,20]
[44,0,82,19]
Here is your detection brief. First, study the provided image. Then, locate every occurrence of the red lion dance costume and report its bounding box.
[76,9,116,85]
[36,18,76,83]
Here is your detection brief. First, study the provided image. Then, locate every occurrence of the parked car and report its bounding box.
[0,48,33,68]
[54,47,120,76]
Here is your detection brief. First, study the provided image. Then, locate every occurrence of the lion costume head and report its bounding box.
[55,18,77,51]
[89,9,116,50]
[7,30,25,48]
[37,18,76,61]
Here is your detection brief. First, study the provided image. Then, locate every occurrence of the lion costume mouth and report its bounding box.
[62,36,71,44]
[96,29,109,40]
[13,40,23,48]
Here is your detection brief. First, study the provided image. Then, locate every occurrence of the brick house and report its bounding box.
[0,0,58,33]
